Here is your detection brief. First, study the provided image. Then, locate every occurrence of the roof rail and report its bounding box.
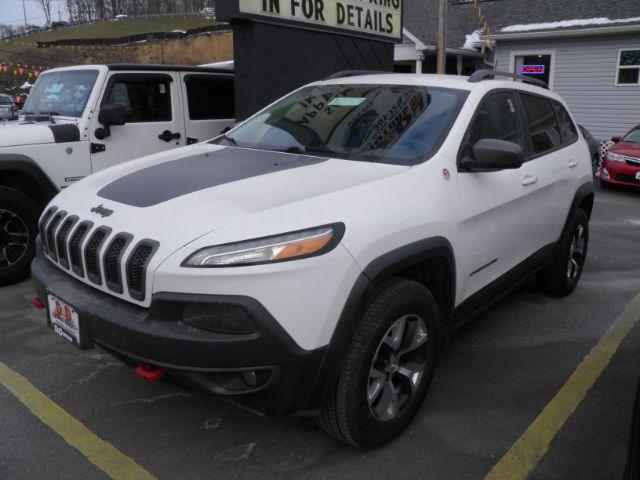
[468,69,548,88]
[324,70,390,80]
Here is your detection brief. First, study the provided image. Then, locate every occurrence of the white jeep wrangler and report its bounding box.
[32,70,594,448]
[0,64,234,285]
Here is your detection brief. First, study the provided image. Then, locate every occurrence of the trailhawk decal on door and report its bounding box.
[97,147,327,207]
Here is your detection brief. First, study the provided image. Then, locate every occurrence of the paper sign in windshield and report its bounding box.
[328,97,366,106]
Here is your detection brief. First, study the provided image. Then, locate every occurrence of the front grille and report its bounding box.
[616,174,640,185]
[126,240,159,301]
[55,216,78,269]
[41,209,159,302]
[39,206,57,254]
[45,211,65,262]
[69,221,93,276]
[84,227,111,285]
[103,234,132,293]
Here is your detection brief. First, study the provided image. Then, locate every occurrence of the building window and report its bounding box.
[617,49,640,85]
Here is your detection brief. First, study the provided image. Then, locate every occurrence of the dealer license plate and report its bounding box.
[47,293,81,346]
[635,171,640,181]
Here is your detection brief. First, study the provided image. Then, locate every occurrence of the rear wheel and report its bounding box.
[536,208,588,296]
[316,278,439,448]
[0,186,39,286]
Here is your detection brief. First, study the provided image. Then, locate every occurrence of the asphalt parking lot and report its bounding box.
[1,184,640,480]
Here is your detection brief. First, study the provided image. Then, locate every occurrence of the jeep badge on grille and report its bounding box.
[90,204,114,218]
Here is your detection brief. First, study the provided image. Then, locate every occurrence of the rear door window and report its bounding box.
[521,94,562,155]
[185,76,234,120]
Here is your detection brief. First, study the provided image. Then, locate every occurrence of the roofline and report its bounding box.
[402,28,484,58]
[106,64,234,74]
[487,22,640,41]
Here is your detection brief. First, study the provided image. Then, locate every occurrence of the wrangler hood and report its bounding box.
[0,121,80,148]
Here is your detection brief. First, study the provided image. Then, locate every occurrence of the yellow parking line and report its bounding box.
[485,291,640,480]
[0,360,157,480]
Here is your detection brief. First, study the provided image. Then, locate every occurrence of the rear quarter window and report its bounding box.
[552,101,578,144]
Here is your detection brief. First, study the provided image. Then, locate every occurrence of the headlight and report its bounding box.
[182,223,344,267]
[606,152,625,163]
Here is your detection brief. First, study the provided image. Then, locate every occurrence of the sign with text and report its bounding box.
[238,0,403,40]
[520,65,545,75]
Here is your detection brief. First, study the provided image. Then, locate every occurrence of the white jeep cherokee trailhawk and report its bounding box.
[32,70,594,448]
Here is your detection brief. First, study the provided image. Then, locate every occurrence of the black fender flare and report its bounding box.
[302,236,456,413]
[0,154,58,203]
[557,181,595,247]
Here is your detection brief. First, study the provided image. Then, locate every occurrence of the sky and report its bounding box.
[0,0,69,26]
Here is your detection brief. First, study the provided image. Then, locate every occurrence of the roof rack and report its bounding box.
[468,69,548,88]
[324,70,390,80]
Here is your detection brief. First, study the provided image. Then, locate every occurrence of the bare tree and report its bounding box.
[35,0,53,23]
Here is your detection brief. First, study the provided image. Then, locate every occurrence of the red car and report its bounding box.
[601,125,640,188]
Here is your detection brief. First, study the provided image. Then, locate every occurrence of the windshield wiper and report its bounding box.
[221,133,237,146]
[38,111,60,124]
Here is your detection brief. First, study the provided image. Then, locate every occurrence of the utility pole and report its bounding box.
[436,0,446,74]
[22,0,28,26]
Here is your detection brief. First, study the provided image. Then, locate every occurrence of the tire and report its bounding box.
[315,278,439,448]
[600,179,612,189]
[536,208,589,296]
[0,186,40,286]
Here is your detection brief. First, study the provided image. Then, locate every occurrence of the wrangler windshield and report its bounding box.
[23,69,99,118]
[214,84,468,165]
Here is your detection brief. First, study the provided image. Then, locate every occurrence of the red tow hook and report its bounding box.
[33,297,45,309]
[135,364,166,382]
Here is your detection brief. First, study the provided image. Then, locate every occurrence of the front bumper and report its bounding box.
[31,249,326,416]
[601,159,640,187]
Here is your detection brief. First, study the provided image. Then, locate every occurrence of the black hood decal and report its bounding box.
[49,124,80,143]
[97,147,327,207]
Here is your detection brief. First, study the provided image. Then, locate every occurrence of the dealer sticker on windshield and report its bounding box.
[47,293,81,346]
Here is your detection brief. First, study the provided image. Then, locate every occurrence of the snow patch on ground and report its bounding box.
[501,16,640,32]
[462,29,483,50]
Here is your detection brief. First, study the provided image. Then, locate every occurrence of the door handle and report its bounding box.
[568,159,578,168]
[521,175,538,186]
[158,130,181,142]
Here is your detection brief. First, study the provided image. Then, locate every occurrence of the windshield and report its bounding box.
[22,69,99,118]
[622,128,640,144]
[213,84,468,165]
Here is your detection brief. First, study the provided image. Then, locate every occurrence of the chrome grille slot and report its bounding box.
[69,221,93,277]
[55,216,78,269]
[103,233,132,294]
[84,227,111,285]
[38,206,57,254]
[45,211,66,262]
[126,240,159,301]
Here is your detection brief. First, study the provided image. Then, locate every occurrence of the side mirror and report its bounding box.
[612,136,621,143]
[95,105,128,140]
[463,138,525,171]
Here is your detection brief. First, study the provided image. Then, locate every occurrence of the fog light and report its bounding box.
[601,167,610,180]
[182,303,256,334]
[242,371,257,387]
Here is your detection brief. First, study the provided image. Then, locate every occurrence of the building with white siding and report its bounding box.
[398,0,640,141]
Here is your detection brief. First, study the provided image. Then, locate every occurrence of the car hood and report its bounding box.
[0,120,80,147]
[50,143,408,262]
[609,143,640,159]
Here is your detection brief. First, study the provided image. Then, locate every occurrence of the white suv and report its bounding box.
[32,70,594,448]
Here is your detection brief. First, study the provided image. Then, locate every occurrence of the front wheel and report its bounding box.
[315,278,439,448]
[0,186,40,286]
[536,208,589,296]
